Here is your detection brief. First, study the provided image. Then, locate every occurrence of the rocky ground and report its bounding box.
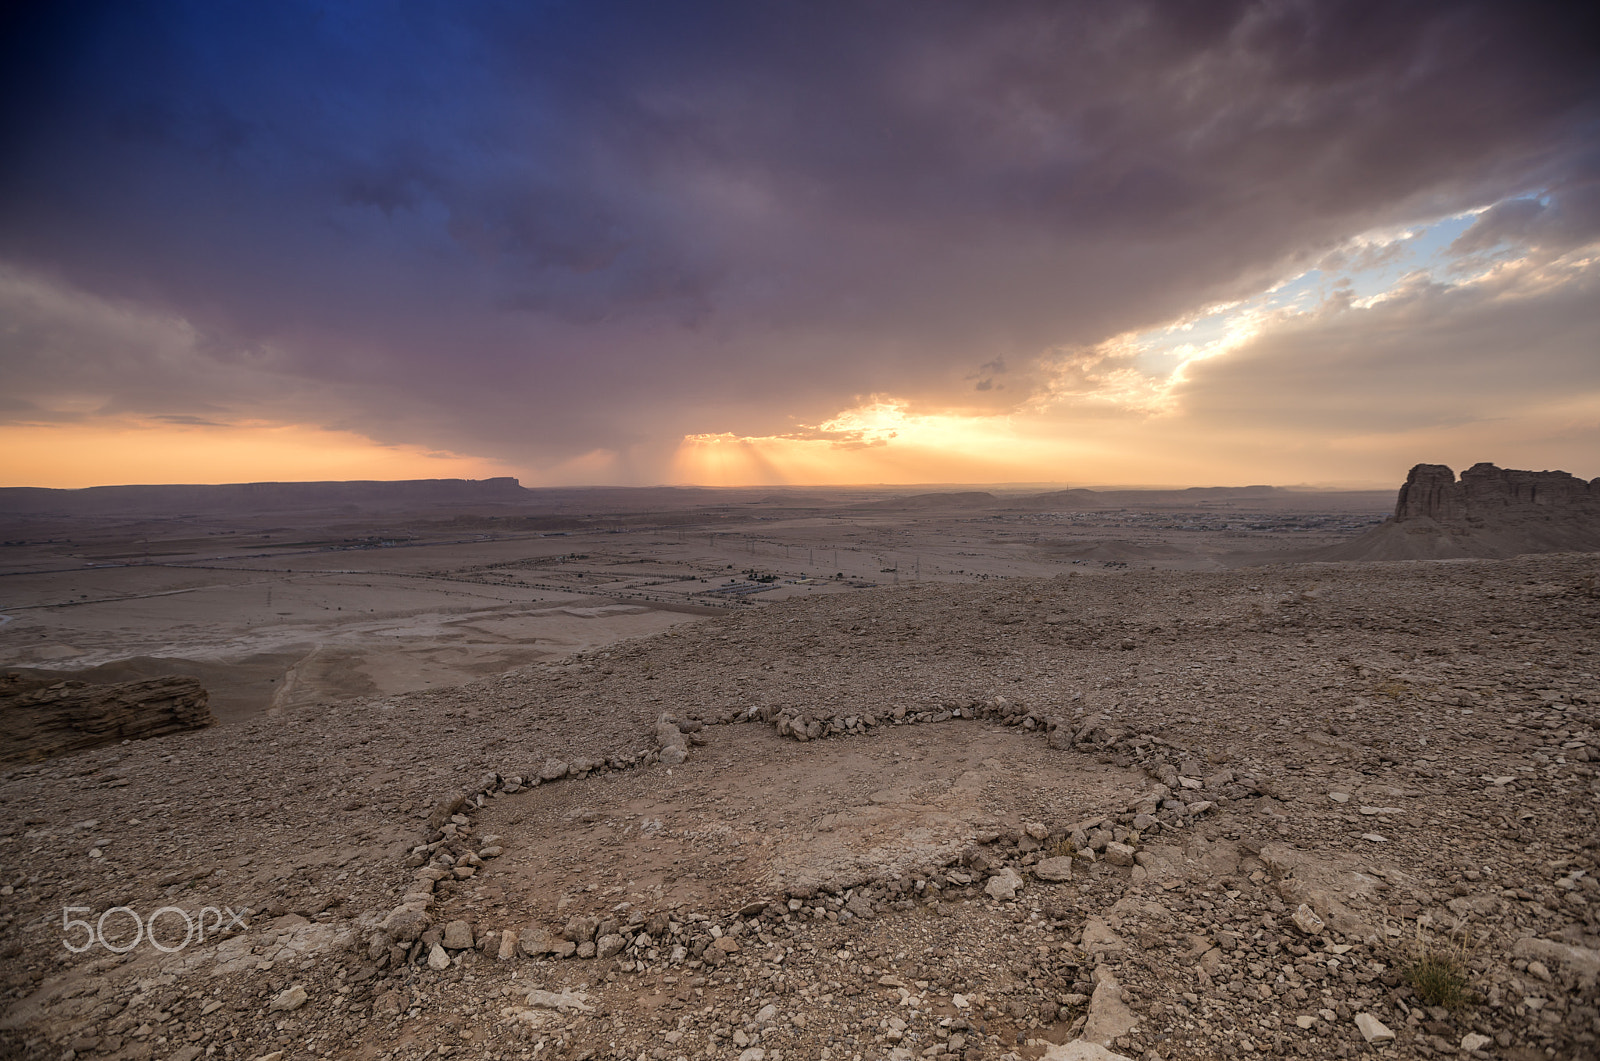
[1,554,1597,1061]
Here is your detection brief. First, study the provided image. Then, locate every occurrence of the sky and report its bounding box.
[2,0,1597,489]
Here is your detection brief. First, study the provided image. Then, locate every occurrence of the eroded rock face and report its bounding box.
[0,672,213,763]
[1395,462,1600,522]
[1322,461,1600,560]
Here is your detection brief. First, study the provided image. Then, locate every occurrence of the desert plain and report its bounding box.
[0,476,1596,1061]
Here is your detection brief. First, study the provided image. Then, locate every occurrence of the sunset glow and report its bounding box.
[1,3,1595,489]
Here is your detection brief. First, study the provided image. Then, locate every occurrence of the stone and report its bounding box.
[1295,1015,1316,1030]
[713,936,741,953]
[427,943,451,970]
[1353,1013,1394,1043]
[1041,1043,1136,1061]
[539,759,570,781]
[497,929,519,960]
[660,744,688,766]
[526,988,594,1012]
[1082,967,1137,1046]
[1102,842,1136,867]
[1328,792,1349,803]
[1034,856,1074,882]
[268,985,307,1012]
[738,1049,765,1061]
[985,867,1024,900]
[442,920,474,950]
[1291,904,1326,936]
[382,908,430,943]
[1461,1033,1491,1052]
[1512,935,1600,977]
[563,915,599,942]
[1080,917,1123,954]
[595,933,626,959]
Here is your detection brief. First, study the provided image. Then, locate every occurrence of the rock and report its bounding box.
[738,1049,765,1061]
[1034,856,1074,882]
[442,919,474,950]
[0,673,214,764]
[655,718,690,764]
[1080,917,1123,954]
[1353,1013,1394,1043]
[539,759,570,781]
[526,988,594,1012]
[497,929,519,960]
[1102,842,1136,867]
[563,915,599,942]
[1082,967,1137,1046]
[1461,1032,1491,1052]
[985,867,1024,900]
[268,985,307,1012]
[595,933,626,959]
[1042,1043,1136,1061]
[1512,935,1600,977]
[1291,904,1326,936]
[427,943,451,970]
[382,908,430,942]
[713,936,741,953]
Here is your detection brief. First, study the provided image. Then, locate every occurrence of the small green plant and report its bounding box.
[1398,923,1476,1009]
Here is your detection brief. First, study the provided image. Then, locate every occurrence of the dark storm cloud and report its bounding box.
[2,0,1597,473]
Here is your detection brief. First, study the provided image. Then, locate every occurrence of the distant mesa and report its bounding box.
[1317,462,1600,561]
[0,476,530,517]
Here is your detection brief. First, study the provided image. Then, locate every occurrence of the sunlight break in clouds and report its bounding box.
[671,202,1600,488]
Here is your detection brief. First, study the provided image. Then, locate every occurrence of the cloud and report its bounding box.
[1,1,1598,484]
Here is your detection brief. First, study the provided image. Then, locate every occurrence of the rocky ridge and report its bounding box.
[0,554,1597,1060]
[0,673,213,764]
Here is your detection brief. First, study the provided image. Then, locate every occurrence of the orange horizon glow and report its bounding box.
[0,418,518,489]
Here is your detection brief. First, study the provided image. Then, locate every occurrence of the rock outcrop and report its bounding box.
[1316,462,1599,560]
[0,672,214,763]
[1396,462,1600,523]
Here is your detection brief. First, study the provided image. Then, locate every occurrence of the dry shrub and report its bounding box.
[1398,922,1477,1009]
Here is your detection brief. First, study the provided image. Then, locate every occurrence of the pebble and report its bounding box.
[985,867,1024,899]
[267,985,307,1012]
[442,920,474,950]
[1034,856,1074,881]
[1291,904,1326,935]
[1353,1013,1394,1043]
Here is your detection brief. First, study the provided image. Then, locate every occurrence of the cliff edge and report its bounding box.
[0,673,215,763]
